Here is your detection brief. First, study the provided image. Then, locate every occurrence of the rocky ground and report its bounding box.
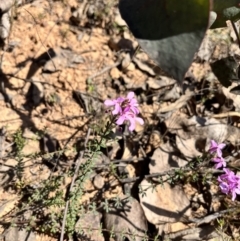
[1,0,240,241]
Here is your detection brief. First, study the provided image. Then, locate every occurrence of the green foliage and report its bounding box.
[61,117,119,236]
[119,0,210,84]
[13,129,26,180]
[13,129,25,154]
[8,95,238,240]
[119,0,240,87]
[45,92,60,106]
[211,0,240,28]
[28,175,65,207]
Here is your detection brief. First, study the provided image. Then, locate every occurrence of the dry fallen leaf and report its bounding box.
[157,222,189,237]
[149,143,187,174]
[147,76,176,89]
[132,58,156,76]
[196,28,231,62]
[222,82,240,111]
[176,136,202,160]
[159,92,193,113]
[165,225,227,240]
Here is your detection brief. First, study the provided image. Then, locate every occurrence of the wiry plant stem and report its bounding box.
[60,128,91,241]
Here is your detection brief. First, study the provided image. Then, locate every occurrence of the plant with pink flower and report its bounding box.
[218,168,240,201]
[104,92,144,131]
[123,91,140,114]
[208,140,240,201]
[212,156,226,169]
[116,107,144,132]
[209,140,226,158]
[104,97,125,115]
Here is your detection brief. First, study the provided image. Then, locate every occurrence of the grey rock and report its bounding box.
[75,211,104,241]
[104,195,147,241]
[140,179,191,225]
[93,174,105,189]
[31,78,44,106]
[5,227,36,241]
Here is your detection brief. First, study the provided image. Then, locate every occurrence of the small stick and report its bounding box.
[88,61,121,80]
[120,168,223,184]
[190,207,237,226]
[212,111,240,118]
[231,20,240,49]
[24,8,57,71]
[0,127,6,159]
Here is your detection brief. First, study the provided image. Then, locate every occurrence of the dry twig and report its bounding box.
[88,61,121,80]
[212,111,240,118]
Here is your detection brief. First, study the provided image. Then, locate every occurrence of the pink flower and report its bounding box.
[104,92,140,116]
[104,97,125,115]
[218,181,229,195]
[104,92,144,131]
[125,92,140,114]
[218,168,240,201]
[209,140,226,158]
[116,108,144,131]
[212,156,226,169]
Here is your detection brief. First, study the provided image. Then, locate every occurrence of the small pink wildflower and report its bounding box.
[116,108,144,132]
[218,168,240,201]
[125,92,140,114]
[212,156,226,169]
[104,97,125,115]
[104,92,144,131]
[209,140,226,158]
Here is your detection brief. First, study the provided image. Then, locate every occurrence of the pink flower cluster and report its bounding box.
[209,140,240,201]
[209,140,226,169]
[218,168,240,201]
[104,92,144,132]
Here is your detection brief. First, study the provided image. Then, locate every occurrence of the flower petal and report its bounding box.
[219,182,229,194]
[131,106,139,114]
[218,143,226,149]
[116,116,125,125]
[222,160,227,167]
[127,92,134,100]
[136,117,144,125]
[210,140,217,148]
[231,191,237,201]
[217,149,223,158]
[124,114,136,131]
[215,163,222,169]
[116,97,125,103]
[223,168,229,173]
[235,188,240,195]
[212,157,219,163]
[128,118,136,131]
[104,99,114,106]
[112,104,121,115]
